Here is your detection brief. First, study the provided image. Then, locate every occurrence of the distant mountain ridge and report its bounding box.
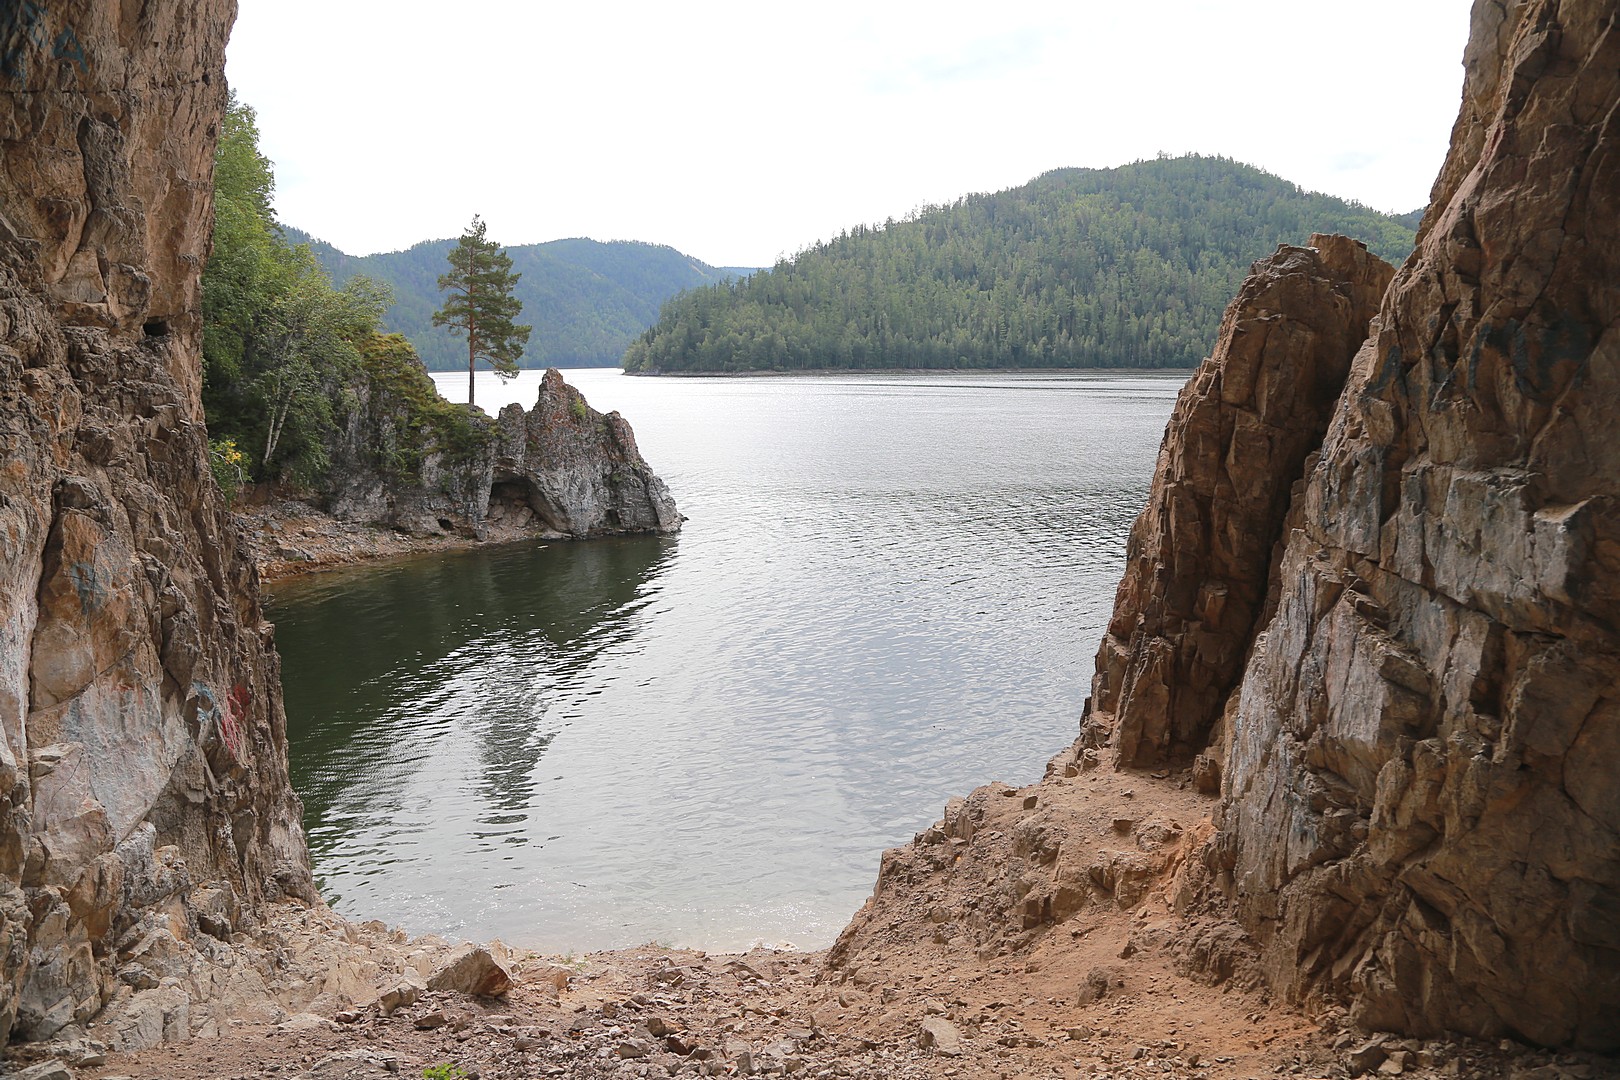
[285,229,754,370]
[625,155,1424,373]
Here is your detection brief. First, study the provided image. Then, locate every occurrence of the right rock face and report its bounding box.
[1213,0,1620,1050]
[1084,235,1393,770]
[806,0,1616,1059]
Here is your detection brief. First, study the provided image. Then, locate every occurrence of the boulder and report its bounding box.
[376,973,424,1016]
[296,1050,399,1079]
[11,1063,76,1080]
[917,1015,963,1056]
[426,944,513,998]
[1075,966,1114,1005]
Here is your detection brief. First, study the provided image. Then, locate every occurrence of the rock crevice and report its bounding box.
[1081,234,1394,772]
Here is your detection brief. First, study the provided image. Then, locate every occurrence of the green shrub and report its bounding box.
[358,333,493,482]
[208,437,247,504]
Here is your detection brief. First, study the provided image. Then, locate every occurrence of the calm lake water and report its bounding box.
[268,368,1184,952]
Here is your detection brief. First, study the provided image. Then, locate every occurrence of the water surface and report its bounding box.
[270,369,1184,951]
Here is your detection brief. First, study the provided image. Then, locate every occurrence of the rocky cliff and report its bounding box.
[1082,235,1395,772]
[325,361,680,542]
[1210,0,1620,1048]
[0,0,313,1048]
[836,0,1619,1055]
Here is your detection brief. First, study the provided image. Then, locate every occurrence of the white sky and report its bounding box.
[227,1,1476,269]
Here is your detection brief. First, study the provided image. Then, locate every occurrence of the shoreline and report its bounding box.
[43,768,1606,1080]
[236,498,565,584]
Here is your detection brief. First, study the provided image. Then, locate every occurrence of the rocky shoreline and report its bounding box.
[237,362,683,584]
[12,763,1616,1080]
[623,367,1192,378]
[236,498,564,585]
[323,366,680,546]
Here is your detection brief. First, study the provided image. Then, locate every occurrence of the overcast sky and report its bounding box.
[227,1,1475,269]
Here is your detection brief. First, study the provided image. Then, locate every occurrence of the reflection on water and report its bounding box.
[270,369,1184,951]
[275,538,670,926]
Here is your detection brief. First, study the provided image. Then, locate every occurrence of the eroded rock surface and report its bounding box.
[1083,235,1393,770]
[0,0,312,1047]
[1212,0,1620,1049]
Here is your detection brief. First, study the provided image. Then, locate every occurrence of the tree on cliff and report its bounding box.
[433,216,532,407]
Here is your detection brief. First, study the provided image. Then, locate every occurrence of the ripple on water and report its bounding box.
[270,368,1184,951]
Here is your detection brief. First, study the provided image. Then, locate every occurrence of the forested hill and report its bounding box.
[286,229,753,370]
[623,156,1420,373]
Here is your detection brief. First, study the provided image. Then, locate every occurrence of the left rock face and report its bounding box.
[1,0,313,1047]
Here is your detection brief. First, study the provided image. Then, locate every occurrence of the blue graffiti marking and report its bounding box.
[52,25,85,73]
[1,3,89,82]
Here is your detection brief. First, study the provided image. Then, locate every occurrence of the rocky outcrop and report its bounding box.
[1082,236,1394,772]
[492,369,681,537]
[326,364,679,542]
[0,0,312,1048]
[1093,0,1620,1050]
[1209,0,1620,1049]
[322,341,497,537]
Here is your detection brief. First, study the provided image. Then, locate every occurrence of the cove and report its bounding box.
[268,369,1184,952]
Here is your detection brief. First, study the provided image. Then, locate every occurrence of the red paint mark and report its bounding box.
[221,683,250,762]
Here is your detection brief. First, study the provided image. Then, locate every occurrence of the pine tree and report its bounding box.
[433,215,532,407]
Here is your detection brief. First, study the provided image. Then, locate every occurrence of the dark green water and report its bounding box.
[269,369,1182,951]
[276,538,669,853]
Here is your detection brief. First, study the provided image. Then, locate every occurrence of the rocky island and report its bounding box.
[0,0,1615,1078]
[246,360,680,581]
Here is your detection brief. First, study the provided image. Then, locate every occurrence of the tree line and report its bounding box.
[622,155,1419,374]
